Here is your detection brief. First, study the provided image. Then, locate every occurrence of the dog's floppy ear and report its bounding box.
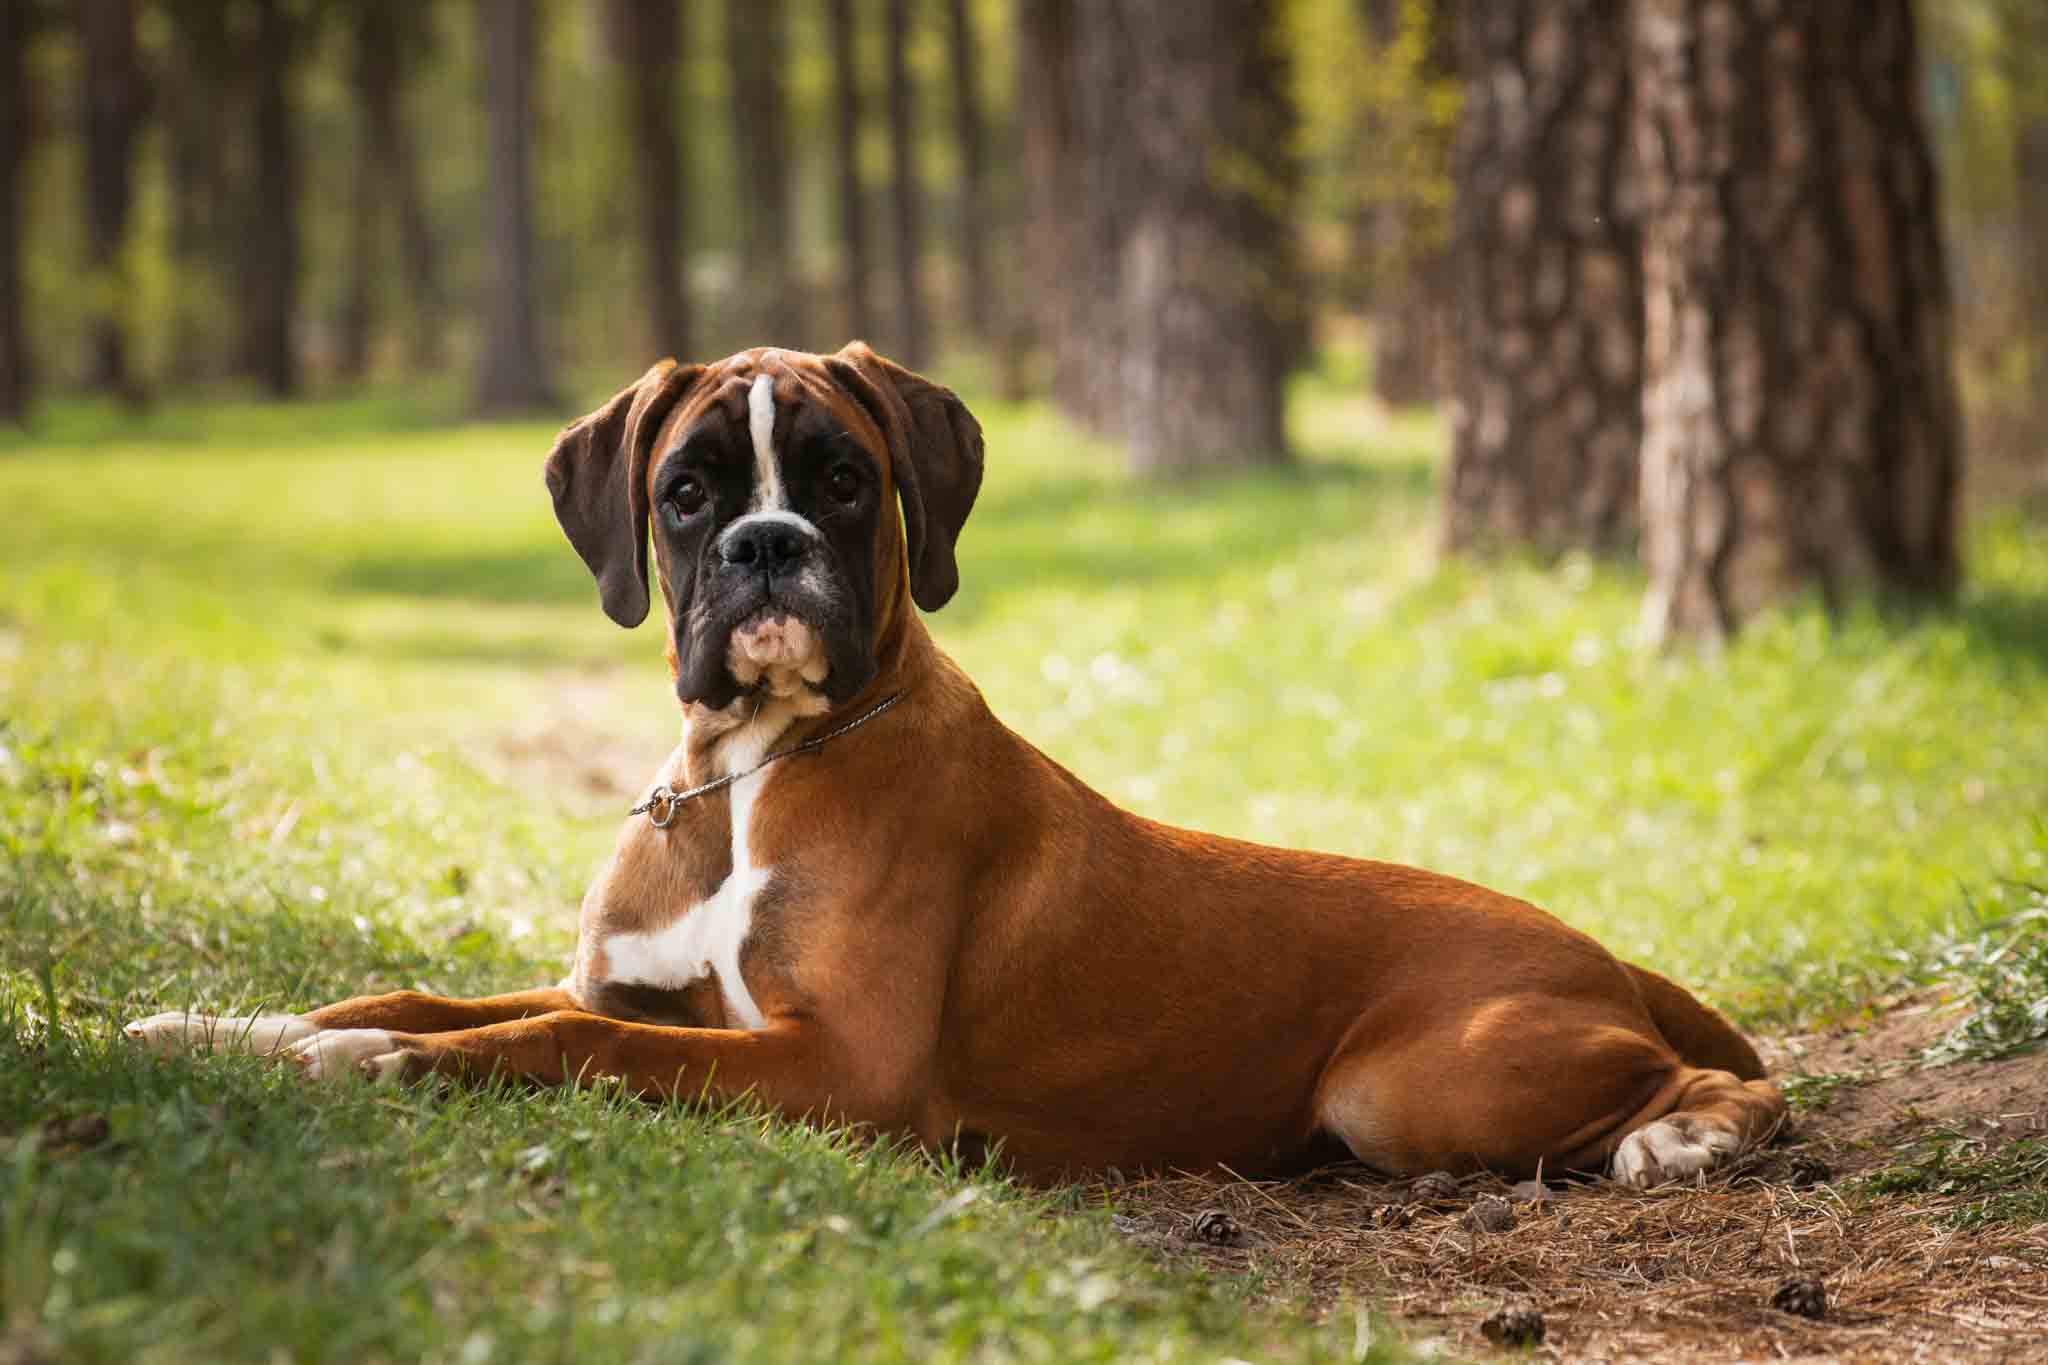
[823,341,985,612]
[543,359,704,627]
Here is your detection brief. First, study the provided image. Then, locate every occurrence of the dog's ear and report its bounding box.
[543,359,704,627]
[822,341,985,612]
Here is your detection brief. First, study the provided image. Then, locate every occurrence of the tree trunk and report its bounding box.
[1057,0,1130,430]
[1633,0,1962,644]
[1014,0,1074,393]
[826,0,872,342]
[356,4,444,373]
[884,0,930,368]
[475,0,556,412]
[944,0,990,343]
[725,0,798,345]
[607,0,689,357]
[1441,0,1640,555]
[1071,0,1301,473]
[0,0,31,423]
[241,0,300,397]
[338,27,379,384]
[78,0,144,400]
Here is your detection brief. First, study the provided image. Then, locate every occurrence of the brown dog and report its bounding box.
[128,344,1785,1186]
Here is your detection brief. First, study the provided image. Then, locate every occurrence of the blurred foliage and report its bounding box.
[12,0,1017,396]
[1286,0,1460,308]
[1924,0,2048,497]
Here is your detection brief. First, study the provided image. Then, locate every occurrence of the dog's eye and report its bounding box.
[827,463,862,504]
[667,478,707,519]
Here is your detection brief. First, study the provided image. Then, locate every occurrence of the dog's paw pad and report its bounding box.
[1612,1117,1740,1188]
[288,1029,401,1081]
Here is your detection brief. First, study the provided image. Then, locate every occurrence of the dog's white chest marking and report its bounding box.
[601,732,778,1030]
[747,372,787,513]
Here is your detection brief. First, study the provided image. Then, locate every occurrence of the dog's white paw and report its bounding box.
[123,1012,318,1056]
[1612,1116,1741,1187]
[287,1029,411,1082]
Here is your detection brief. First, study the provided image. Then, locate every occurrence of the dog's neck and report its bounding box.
[680,607,935,783]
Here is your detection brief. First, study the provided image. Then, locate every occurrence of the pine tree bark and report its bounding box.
[241,0,300,397]
[725,0,798,345]
[1441,0,1640,555]
[475,0,556,412]
[826,0,873,342]
[78,0,145,400]
[1633,0,1962,643]
[1071,0,1301,473]
[885,0,930,367]
[1058,0,1135,432]
[607,0,689,357]
[0,0,32,423]
[1015,0,1076,399]
[944,0,990,343]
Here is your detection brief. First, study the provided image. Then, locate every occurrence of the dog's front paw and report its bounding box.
[287,1029,415,1083]
[123,1012,318,1056]
[1611,1116,1740,1187]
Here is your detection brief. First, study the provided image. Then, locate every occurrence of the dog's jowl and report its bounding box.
[129,343,1786,1186]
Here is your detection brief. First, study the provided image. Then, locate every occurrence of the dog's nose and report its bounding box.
[719,517,811,572]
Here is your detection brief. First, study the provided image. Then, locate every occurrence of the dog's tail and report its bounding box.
[1626,963,1766,1080]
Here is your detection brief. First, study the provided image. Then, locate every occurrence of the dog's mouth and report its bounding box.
[725,606,831,698]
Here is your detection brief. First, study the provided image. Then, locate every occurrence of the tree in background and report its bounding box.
[78,0,145,401]
[240,0,306,397]
[944,0,990,346]
[1061,0,1301,473]
[0,0,39,423]
[1441,0,1641,555]
[827,0,873,342]
[725,0,799,346]
[1633,0,1962,644]
[885,0,930,368]
[474,0,555,412]
[607,0,690,358]
[1015,0,1079,406]
[341,2,445,380]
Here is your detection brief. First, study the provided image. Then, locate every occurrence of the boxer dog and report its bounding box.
[129,344,1785,1186]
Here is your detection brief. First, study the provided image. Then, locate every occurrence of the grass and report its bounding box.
[1912,876,2048,1065]
[2,368,2046,1360]
[1859,1132,2048,1228]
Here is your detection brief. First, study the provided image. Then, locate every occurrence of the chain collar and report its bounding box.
[631,691,906,828]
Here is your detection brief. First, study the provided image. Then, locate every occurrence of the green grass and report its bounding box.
[2,374,2046,1360]
[1858,1132,2048,1228]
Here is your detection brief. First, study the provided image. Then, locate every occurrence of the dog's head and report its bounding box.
[545,343,982,712]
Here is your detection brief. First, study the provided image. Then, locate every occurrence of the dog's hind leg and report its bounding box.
[1313,993,1785,1185]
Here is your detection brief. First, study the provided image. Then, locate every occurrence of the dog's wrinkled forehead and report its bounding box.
[653,351,886,506]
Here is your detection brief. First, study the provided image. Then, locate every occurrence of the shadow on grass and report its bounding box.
[1954,588,2048,676]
